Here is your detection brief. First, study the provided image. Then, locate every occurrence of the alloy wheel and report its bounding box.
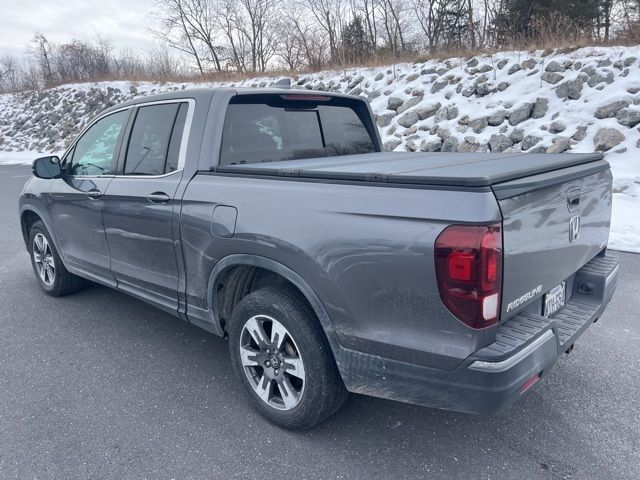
[33,233,55,287]
[239,314,306,410]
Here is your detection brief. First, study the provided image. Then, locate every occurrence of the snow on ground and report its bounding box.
[1,45,638,251]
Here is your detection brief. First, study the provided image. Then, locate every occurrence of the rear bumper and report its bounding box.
[337,253,619,414]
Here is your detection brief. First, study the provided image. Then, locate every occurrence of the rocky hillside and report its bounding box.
[1,45,638,250]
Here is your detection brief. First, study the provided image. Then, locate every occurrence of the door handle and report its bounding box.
[147,192,171,204]
[85,189,102,199]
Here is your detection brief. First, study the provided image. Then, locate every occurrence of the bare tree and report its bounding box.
[376,0,411,56]
[303,0,345,61]
[28,33,55,87]
[146,43,185,78]
[151,0,225,73]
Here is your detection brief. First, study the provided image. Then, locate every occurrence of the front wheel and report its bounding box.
[228,286,347,430]
[28,221,84,296]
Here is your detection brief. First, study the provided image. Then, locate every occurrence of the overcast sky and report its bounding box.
[0,0,158,57]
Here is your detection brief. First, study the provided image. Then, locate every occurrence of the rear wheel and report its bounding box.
[228,286,347,430]
[28,221,84,296]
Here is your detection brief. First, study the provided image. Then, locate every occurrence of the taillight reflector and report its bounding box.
[434,224,503,329]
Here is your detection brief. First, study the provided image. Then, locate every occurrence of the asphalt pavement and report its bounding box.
[0,164,638,479]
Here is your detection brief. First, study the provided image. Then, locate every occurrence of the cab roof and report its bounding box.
[102,87,361,115]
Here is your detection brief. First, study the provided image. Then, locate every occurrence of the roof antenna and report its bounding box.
[272,78,291,89]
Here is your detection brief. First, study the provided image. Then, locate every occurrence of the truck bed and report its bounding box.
[213,151,605,188]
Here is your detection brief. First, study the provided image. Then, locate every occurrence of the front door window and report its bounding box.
[70,110,129,176]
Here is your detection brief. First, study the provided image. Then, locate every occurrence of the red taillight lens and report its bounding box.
[434,224,502,329]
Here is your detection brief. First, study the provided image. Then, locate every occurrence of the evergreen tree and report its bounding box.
[341,16,373,63]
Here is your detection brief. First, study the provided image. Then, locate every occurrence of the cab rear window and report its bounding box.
[219,95,376,166]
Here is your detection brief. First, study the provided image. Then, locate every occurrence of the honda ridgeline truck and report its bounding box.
[19,88,619,429]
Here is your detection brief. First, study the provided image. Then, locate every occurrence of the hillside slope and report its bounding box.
[1,46,638,251]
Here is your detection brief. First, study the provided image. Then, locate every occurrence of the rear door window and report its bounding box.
[220,96,375,165]
[124,103,184,175]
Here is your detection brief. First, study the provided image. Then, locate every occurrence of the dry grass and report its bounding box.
[8,32,639,94]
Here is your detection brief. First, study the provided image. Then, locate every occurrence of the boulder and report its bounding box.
[508,63,522,75]
[496,82,510,92]
[595,101,631,119]
[434,105,458,123]
[572,126,588,141]
[545,61,566,72]
[462,86,475,97]
[475,82,491,96]
[397,96,423,114]
[374,72,384,81]
[397,111,420,128]
[623,57,637,67]
[549,121,566,133]
[420,140,442,152]
[509,129,524,143]
[387,96,404,111]
[430,79,448,94]
[489,134,513,152]
[469,117,488,133]
[488,110,507,126]
[384,138,402,151]
[587,71,615,87]
[522,135,542,150]
[528,146,548,153]
[532,97,549,118]
[437,127,452,140]
[509,103,534,126]
[441,137,459,152]
[497,59,508,69]
[542,72,564,84]
[347,75,363,89]
[522,58,537,69]
[405,139,418,151]
[556,78,583,100]
[546,137,571,153]
[458,137,481,152]
[466,58,479,67]
[367,90,381,101]
[405,73,420,82]
[376,112,396,128]
[415,103,441,120]
[616,109,640,128]
[593,128,625,151]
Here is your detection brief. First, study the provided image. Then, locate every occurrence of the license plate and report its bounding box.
[543,282,566,317]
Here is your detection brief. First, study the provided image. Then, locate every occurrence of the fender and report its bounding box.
[19,203,59,250]
[204,254,342,354]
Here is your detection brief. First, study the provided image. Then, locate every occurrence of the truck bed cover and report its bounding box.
[212,152,606,188]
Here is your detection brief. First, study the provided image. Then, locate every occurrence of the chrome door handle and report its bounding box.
[85,189,102,199]
[147,192,171,204]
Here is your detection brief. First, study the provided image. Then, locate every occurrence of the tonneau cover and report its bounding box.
[212,152,606,187]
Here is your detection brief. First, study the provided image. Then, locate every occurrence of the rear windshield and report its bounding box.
[219,95,376,166]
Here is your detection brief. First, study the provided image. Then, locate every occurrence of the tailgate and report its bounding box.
[494,159,612,321]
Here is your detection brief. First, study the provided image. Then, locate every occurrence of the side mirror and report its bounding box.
[32,156,63,179]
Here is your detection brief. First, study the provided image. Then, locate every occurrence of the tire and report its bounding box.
[28,220,85,297]
[228,286,347,430]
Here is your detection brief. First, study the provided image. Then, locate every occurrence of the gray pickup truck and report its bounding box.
[20,88,619,429]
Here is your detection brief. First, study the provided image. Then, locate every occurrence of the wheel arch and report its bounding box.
[206,254,341,354]
[19,205,54,248]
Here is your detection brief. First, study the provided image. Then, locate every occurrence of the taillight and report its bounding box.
[434,224,502,329]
